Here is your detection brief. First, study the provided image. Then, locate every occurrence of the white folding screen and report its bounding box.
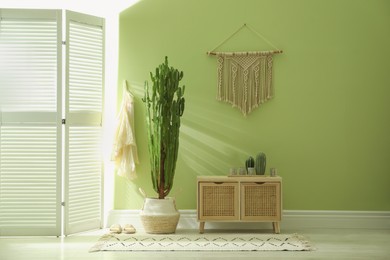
[64,11,104,235]
[0,9,62,236]
[0,9,105,236]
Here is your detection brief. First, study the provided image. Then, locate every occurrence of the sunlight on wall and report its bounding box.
[117,0,390,211]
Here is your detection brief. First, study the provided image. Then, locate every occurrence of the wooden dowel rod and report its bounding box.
[207,50,283,56]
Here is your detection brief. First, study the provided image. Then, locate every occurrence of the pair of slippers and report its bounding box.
[109,224,136,234]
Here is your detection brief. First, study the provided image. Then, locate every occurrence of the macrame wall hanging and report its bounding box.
[207,24,283,116]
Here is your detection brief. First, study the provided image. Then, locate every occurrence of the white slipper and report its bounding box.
[123,224,136,234]
[109,224,122,234]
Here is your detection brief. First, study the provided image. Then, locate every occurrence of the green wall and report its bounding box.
[115,0,390,211]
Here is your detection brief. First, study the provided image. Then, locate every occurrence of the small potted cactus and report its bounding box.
[245,156,255,175]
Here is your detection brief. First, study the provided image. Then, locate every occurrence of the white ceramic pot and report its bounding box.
[247,167,256,175]
[140,197,180,234]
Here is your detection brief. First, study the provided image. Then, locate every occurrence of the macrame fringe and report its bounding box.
[216,52,275,116]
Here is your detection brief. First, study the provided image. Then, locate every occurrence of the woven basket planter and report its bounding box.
[140,197,180,234]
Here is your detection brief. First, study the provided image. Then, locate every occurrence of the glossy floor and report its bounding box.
[0,228,389,260]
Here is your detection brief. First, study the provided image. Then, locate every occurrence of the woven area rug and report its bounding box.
[90,233,313,252]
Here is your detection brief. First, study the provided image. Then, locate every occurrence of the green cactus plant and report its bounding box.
[142,57,185,199]
[255,152,266,175]
[245,156,255,173]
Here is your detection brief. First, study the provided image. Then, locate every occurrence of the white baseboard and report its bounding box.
[106,210,390,231]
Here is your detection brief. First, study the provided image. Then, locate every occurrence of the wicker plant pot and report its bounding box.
[140,197,180,234]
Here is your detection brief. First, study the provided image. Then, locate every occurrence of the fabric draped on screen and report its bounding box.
[112,80,139,180]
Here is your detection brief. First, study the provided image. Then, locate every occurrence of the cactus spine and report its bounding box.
[255,152,266,175]
[245,156,255,173]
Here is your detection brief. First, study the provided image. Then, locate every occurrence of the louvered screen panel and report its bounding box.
[0,126,60,236]
[68,20,103,112]
[65,126,102,234]
[0,9,61,236]
[64,11,104,235]
[0,17,58,112]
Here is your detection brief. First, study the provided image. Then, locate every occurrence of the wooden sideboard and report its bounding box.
[197,175,282,233]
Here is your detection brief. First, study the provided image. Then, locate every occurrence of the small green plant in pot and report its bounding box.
[141,57,185,233]
[245,156,255,175]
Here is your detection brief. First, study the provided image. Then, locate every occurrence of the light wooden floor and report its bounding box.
[0,228,389,260]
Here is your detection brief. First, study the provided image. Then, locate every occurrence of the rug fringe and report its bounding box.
[292,233,316,251]
[89,234,114,253]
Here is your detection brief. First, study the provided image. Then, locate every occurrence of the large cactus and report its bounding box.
[143,57,185,199]
[255,152,266,175]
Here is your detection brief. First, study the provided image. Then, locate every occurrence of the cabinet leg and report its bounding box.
[273,222,280,234]
[199,222,205,234]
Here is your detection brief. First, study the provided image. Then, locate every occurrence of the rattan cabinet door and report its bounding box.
[240,182,281,221]
[198,182,239,221]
